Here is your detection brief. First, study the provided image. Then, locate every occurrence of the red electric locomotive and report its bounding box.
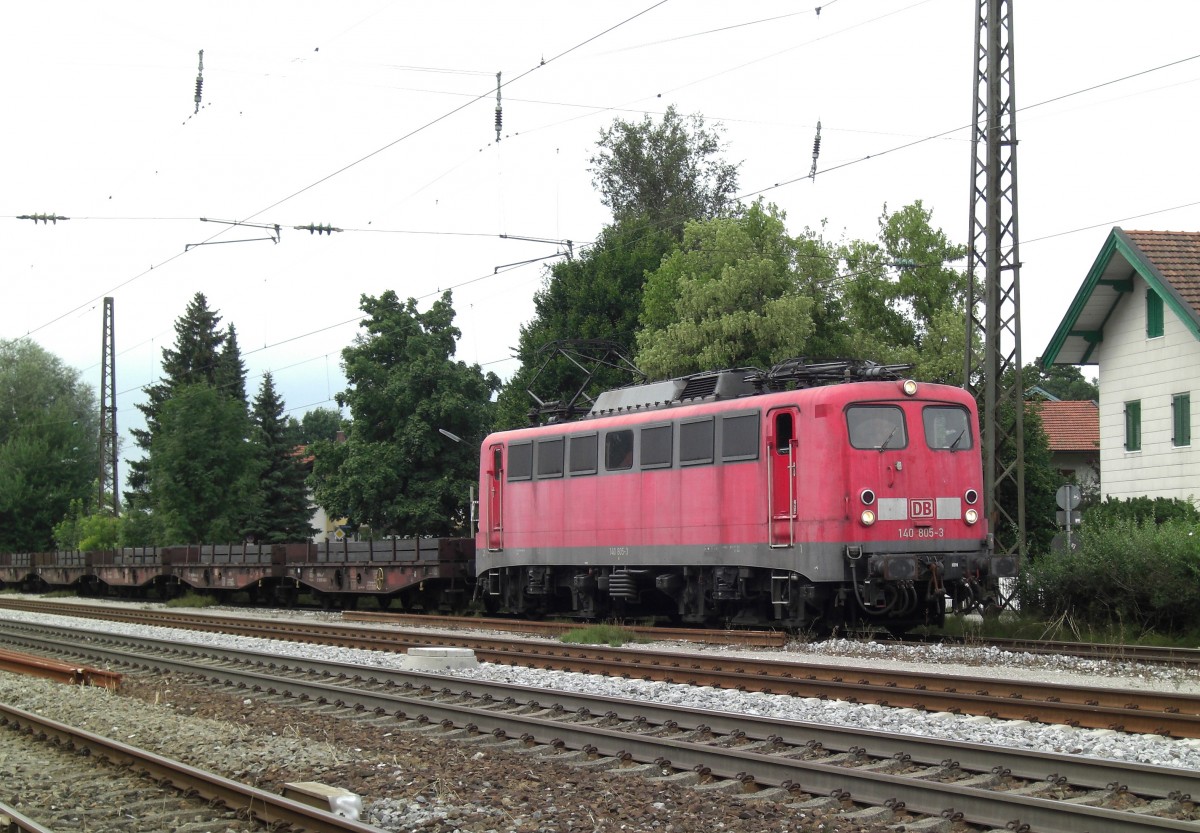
[475,360,1015,632]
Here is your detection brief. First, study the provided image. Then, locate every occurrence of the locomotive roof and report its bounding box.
[585,360,913,418]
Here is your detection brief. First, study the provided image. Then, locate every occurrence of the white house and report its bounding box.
[1042,228,1200,503]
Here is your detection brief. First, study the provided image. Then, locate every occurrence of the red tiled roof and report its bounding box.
[1030,400,1099,453]
[1124,230,1200,315]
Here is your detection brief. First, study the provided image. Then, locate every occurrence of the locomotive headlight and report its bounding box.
[860,488,876,506]
[901,379,919,396]
[965,489,979,505]
[964,508,979,525]
[860,508,876,526]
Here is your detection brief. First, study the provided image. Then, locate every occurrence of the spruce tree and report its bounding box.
[127,293,228,508]
[244,373,314,543]
[125,293,254,543]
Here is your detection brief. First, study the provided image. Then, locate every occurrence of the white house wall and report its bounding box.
[1095,275,1200,503]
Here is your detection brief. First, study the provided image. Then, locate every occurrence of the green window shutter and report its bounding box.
[1125,400,1141,451]
[1147,289,1164,338]
[1174,393,1191,447]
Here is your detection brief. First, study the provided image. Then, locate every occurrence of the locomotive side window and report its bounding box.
[568,433,598,475]
[923,406,973,450]
[605,430,634,471]
[846,406,907,450]
[640,424,673,469]
[679,417,714,465]
[508,441,533,480]
[722,412,760,461]
[536,437,565,478]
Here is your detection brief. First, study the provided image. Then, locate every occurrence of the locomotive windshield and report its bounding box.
[923,405,973,450]
[847,405,907,450]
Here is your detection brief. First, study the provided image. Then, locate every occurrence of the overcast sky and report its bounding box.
[4,1,1199,473]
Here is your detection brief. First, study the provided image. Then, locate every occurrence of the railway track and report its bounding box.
[7,597,1200,666]
[3,598,1199,738]
[0,700,386,833]
[3,619,1199,833]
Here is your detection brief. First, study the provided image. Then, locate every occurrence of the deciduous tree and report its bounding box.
[310,291,499,537]
[0,339,97,551]
[590,105,740,236]
[149,383,254,544]
[635,201,838,378]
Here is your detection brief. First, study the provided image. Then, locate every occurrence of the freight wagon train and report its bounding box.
[0,360,1016,632]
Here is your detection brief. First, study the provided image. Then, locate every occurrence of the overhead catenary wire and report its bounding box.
[18,0,671,343]
[11,7,1200,419]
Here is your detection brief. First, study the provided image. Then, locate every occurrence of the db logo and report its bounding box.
[909,499,934,520]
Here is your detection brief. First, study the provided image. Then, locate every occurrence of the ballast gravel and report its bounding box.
[3,601,1200,831]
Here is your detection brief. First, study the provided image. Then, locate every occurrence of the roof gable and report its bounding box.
[1041,228,1200,366]
[1029,400,1098,454]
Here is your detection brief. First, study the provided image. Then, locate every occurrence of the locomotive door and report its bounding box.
[486,444,504,551]
[767,407,799,547]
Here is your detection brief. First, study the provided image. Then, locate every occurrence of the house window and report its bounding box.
[1124,400,1141,452]
[1147,289,1164,338]
[1173,393,1191,447]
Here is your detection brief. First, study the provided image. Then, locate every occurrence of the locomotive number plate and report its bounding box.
[899,527,944,539]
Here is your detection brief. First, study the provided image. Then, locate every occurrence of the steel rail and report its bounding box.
[0,800,56,833]
[4,622,1198,833]
[0,646,120,689]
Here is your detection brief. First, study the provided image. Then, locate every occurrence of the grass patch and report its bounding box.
[43,589,79,599]
[560,624,648,647]
[929,611,1200,649]
[165,592,219,609]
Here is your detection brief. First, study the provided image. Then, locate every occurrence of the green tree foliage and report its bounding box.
[494,217,674,428]
[1026,362,1099,401]
[299,407,343,443]
[149,383,254,544]
[242,373,314,543]
[309,291,499,537]
[636,201,837,379]
[589,105,740,237]
[1004,402,1059,556]
[0,339,98,552]
[495,109,742,426]
[127,293,247,510]
[53,497,121,551]
[837,202,968,383]
[125,293,252,544]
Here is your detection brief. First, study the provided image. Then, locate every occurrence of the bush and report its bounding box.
[1083,495,1199,526]
[1023,517,1200,634]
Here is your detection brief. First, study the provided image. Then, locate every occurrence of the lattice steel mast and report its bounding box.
[964,0,1024,561]
[99,297,119,515]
